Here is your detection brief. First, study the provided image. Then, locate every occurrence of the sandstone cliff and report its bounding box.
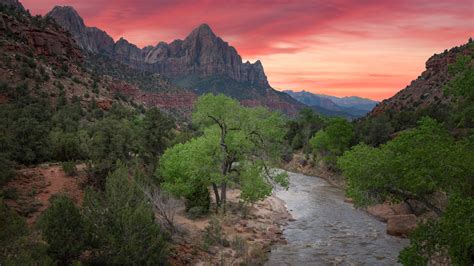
[46,6,303,115]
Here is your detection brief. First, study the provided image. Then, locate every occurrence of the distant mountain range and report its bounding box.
[46,6,303,115]
[284,90,378,119]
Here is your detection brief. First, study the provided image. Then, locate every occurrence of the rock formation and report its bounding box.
[0,0,25,11]
[369,42,473,117]
[46,6,115,55]
[46,6,303,115]
[144,24,269,87]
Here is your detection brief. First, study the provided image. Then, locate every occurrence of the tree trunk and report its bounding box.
[221,182,227,213]
[212,183,220,213]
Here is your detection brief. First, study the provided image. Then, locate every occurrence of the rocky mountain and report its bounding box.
[46,6,114,55]
[0,2,196,118]
[284,90,377,118]
[0,0,24,11]
[46,6,302,115]
[368,41,473,117]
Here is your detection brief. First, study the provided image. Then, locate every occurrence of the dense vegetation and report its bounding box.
[283,53,473,265]
[160,94,289,213]
[0,81,174,263]
[338,55,474,264]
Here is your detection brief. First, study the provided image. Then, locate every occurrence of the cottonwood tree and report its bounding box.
[159,94,288,213]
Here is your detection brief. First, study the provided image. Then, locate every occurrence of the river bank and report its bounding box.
[169,189,291,265]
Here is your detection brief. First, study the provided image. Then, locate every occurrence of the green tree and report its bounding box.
[444,54,474,128]
[160,94,289,212]
[285,108,325,153]
[0,201,51,264]
[0,153,14,186]
[37,195,85,264]
[82,111,138,188]
[310,117,355,169]
[82,163,168,264]
[137,108,174,173]
[338,117,474,264]
[399,195,474,265]
[338,117,473,209]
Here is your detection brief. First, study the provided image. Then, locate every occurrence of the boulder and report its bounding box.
[386,214,417,237]
[366,204,395,222]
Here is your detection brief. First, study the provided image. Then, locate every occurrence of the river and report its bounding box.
[266,171,409,265]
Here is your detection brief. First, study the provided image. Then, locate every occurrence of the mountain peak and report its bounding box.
[188,23,217,40]
[0,0,25,11]
[47,6,85,28]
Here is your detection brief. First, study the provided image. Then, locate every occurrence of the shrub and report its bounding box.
[0,153,14,186]
[37,195,85,264]
[185,183,211,213]
[0,201,51,264]
[203,216,223,247]
[61,161,77,176]
[82,163,168,264]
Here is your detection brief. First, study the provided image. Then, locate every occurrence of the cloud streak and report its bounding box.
[22,0,474,100]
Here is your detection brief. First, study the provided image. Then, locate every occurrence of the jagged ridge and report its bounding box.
[46,6,303,115]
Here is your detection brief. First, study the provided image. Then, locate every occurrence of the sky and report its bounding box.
[22,0,473,100]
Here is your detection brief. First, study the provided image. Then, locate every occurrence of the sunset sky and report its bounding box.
[23,0,473,100]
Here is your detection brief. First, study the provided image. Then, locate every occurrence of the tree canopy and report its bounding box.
[160,94,288,212]
[309,117,355,169]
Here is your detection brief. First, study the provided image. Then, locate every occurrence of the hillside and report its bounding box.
[46,6,303,115]
[356,40,473,145]
[284,90,378,119]
[369,42,473,118]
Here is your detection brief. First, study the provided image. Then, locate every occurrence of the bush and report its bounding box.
[310,118,354,169]
[399,196,474,265]
[0,201,51,264]
[82,163,168,264]
[203,216,223,247]
[185,183,210,213]
[61,161,77,176]
[0,153,15,186]
[37,195,85,264]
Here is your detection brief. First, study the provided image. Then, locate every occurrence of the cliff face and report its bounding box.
[0,0,25,11]
[46,6,302,115]
[0,9,81,60]
[144,24,269,87]
[46,9,268,87]
[46,6,115,55]
[369,42,473,117]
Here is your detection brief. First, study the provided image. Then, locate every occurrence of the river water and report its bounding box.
[266,171,409,266]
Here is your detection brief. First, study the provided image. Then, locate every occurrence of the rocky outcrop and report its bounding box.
[108,81,197,115]
[145,24,269,87]
[369,42,473,117]
[0,0,25,11]
[0,11,81,60]
[46,6,115,55]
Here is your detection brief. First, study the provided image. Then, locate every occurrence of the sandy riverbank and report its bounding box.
[169,188,291,265]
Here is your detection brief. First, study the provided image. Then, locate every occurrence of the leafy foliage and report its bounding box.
[160,94,288,212]
[338,117,473,207]
[310,117,355,169]
[37,195,85,264]
[82,163,168,264]
[285,108,326,153]
[0,201,51,264]
[444,54,474,128]
[339,117,474,264]
[399,195,474,265]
